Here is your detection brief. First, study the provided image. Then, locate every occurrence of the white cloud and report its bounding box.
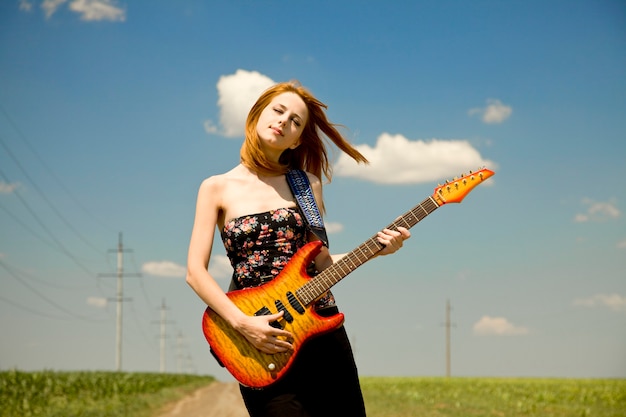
[574,213,589,223]
[19,0,33,12]
[469,99,512,124]
[324,221,344,234]
[0,181,19,194]
[140,256,233,280]
[87,296,107,308]
[473,315,529,335]
[203,120,219,135]
[574,198,620,223]
[204,71,498,186]
[42,0,66,18]
[204,69,275,138]
[142,261,186,278]
[70,0,125,21]
[208,255,233,280]
[334,133,497,184]
[42,0,125,21]
[573,294,626,312]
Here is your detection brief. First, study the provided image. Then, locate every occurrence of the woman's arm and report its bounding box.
[186,177,293,354]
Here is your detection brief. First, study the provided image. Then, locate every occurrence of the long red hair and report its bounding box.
[240,81,368,182]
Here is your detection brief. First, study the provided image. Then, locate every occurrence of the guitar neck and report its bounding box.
[297,195,441,305]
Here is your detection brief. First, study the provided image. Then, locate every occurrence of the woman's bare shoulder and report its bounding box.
[302,171,323,192]
[299,170,319,183]
[199,166,247,190]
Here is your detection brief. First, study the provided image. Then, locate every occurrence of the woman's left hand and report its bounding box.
[376,227,411,256]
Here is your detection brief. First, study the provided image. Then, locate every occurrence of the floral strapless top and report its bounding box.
[221,207,335,309]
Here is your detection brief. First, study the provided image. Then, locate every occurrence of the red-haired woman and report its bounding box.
[186,81,410,417]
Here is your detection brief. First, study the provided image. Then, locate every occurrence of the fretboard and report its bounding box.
[296,196,440,305]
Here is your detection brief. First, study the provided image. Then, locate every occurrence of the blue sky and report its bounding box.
[1,0,625,381]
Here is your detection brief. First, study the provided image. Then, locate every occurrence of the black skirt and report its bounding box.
[240,309,366,417]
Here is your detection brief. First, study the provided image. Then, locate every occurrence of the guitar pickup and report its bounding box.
[255,306,285,329]
[274,300,293,323]
[255,306,272,316]
[287,291,305,314]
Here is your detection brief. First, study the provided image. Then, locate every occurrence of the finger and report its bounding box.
[265,341,290,353]
[379,230,400,243]
[261,311,285,328]
[271,330,294,345]
[384,229,403,241]
[266,311,284,321]
[270,326,293,342]
[377,232,402,252]
[377,230,392,242]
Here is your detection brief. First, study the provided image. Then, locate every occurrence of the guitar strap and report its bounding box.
[286,169,329,248]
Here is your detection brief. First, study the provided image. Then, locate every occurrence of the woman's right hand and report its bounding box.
[236,311,294,354]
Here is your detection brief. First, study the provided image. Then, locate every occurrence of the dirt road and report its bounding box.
[154,381,248,417]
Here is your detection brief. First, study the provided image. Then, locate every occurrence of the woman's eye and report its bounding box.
[292,119,301,127]
[273,108,284,114]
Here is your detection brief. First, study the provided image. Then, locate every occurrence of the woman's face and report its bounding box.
[256,92,308,161]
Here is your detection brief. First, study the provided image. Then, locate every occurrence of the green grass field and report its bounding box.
[0,370,214,417]
[1,371,624,417]
[361,377,626,417]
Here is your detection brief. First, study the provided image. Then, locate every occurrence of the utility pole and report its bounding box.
[444,299,454,377]
[156,298,174,373]
[176,331,185,374]
[100,232,140,371]
[175,332,197,374]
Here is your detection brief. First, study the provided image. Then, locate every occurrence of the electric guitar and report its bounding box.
[202,168,494,388]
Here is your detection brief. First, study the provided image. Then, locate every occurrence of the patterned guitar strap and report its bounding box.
[286,169,329,248]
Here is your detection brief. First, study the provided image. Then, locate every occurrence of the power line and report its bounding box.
[0,257,93,291]
[129,250,156,309]
[0,259,107,322]
[0,104,114,236]
[0,133,103,254]
[0,167,96,279]
[0,295,87,320]
[0,202,57,250]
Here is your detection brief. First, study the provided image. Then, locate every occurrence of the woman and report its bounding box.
[186,81,410,416]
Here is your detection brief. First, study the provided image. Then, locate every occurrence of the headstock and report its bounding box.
[433,168,495,205]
